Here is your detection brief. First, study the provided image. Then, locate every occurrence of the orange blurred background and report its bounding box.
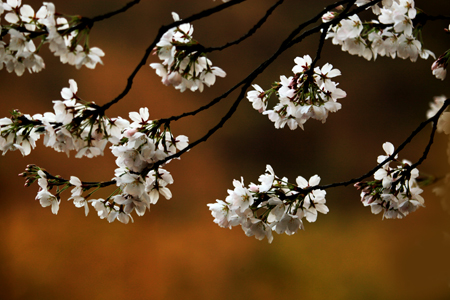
[1,0,450,299]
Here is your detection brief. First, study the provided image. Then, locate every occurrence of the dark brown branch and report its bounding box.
[414,12,450,27]
[90,0,141,23]
[206,0,285,52]
[289,0,382,46]
[156,82,252,168]
[98,0,247,112]
[3,0,142,39]
[160,0,360,123]
[42,170,116,188]
[309,0,357,71]
[156,0,373,165]
[311,99,450,191]
[408,103,445,170]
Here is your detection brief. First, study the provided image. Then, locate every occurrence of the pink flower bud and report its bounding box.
[124,128,137,138]
[249,183,259,192]
[163,72,183,86]
[321,11,336,23]
[431,60,441,70]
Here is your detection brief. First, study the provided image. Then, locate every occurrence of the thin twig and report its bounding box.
[156,0,367,165]
[160,0,358,123]
[289,0,381,46]
[206,0,285,52]
[309,0,356,70]
[312,99,450,191]
[99,0,247,112]
[90,0,141,23]
[8,0,142,39]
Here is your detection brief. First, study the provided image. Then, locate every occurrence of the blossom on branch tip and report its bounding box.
[208,165,328,243]
[326,0,434,63]
[249,55,345,130]
[0,1,104,75]
[35,170,60,214]
[0,112,41,156]
[356,141,424,219]
[8,80,189,224]
[150,12,226,92]
[431,50,450,81]
[247,84,269,112]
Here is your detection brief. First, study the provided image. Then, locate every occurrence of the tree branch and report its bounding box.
[90,0,141,23]
[156,0,377,165]
[206,0,285,52]
[313,99,450,191]
[98,0,247,112]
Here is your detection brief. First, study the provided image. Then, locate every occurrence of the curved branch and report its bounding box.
[288,0,381,46]
[156,1,376,165]
[42,170,116,188]
[160,0,361,123]
[206,0,285,52]
[416,13,450,24]
[90,0,141,23]
[307,24,329,77]
[14,0,142,40]
[156,82,252,168]
[313,99,450,191]
[98,0,247,112]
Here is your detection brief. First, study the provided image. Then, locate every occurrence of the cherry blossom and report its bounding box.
[150,12,226,92]
[1,0,449,244]
[355,141,424,219]
[35,170,60,215]
[325,0,434,63]
[250,55,346,130]
[0,1,105,75]
[208,165,328,243]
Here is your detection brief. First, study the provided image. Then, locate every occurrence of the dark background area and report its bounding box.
[1,0,450,299]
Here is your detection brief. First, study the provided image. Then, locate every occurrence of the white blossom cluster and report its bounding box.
[0,79,127,157]
[355,142,424,219]
[207,165,329,243]
[105,107,188,223]
[5,80,189,223]
[325,0,435,63]
[0,0,104,76]
[247,55,346,130]
[150,12,226,92]
[29,107,189,224]
[0,110,41,156]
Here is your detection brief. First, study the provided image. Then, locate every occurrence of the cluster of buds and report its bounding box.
[0,0,104,76]
[150,12,226,92]
[355,142,425,219]
[208,165,328,243]
[247,55,346,130]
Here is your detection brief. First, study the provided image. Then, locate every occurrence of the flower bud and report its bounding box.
[321,11,337,23]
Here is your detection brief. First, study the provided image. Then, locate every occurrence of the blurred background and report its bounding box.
[1,0,450,299]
